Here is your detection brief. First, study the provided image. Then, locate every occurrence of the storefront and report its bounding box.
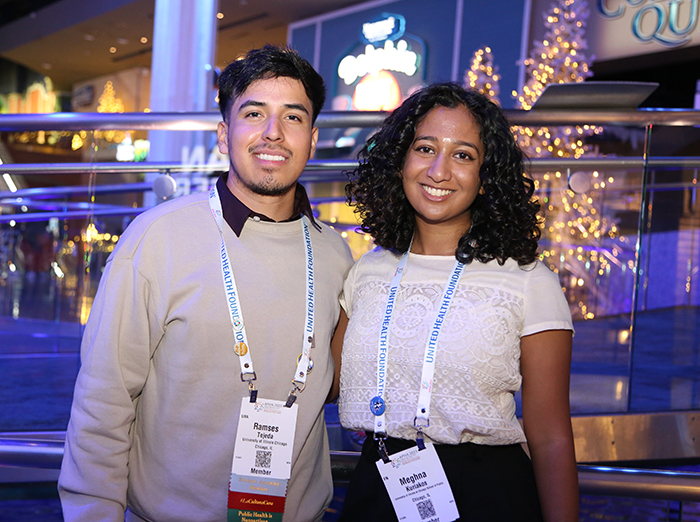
[289,0,529,110]
[291,0,700,110]
[532,0,700,108]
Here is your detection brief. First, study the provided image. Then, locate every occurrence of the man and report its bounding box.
[59,45,354,522]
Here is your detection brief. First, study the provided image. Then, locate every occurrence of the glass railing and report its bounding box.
[1,108,699,436]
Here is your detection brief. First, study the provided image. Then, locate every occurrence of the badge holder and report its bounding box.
[375,442,459,522]
[369,251,465,521]
[229,398,299,522]
[209,188,317,522]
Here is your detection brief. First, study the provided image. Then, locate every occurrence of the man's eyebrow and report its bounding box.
[237,100,309,116]
[284,103,310,115]
[237,100,265,112]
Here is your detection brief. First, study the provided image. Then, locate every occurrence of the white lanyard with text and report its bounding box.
[372,250,465,462]
[209,185,314,406]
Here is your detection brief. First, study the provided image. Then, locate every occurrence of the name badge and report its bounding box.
[228,398,298,522]
[376,443,459,522]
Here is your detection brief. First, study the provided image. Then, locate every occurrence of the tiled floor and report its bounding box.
[2,306,700,520]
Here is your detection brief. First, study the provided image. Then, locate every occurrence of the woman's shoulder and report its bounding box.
[464,257,562,292]
[346,246,399,280]
[357,245,399,266]
[481,257,553,274]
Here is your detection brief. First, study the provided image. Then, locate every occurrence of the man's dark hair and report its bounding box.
[346,82,541,266]
[217,44,326,124]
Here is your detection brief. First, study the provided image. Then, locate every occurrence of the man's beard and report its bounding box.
[232,169,295,197]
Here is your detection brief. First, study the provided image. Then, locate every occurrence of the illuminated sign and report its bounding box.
[361,14,405,43]
[72,85,95,110]
[597,0,699,47]
[335,13,425,112]
[338,40,418,85]
[353,70,402,111]
[0,79,56,114]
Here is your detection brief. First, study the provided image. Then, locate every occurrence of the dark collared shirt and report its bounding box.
[216,173,319,237]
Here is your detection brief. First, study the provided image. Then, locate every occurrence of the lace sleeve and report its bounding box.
[522,261,574,336]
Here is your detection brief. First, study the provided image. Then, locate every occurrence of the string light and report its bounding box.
[464,47,500,104]
[70,81,130,148]
[444,0,634,320]
[510,0,622,320]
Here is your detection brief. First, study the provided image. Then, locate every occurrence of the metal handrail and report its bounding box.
[3,157,700,179]
[577,464,700,502]
[0,157,700,223]
[0,159,356,175]
[0,197,349,224]
[1,155,698,224]
[2,108,700,131]
[0,182,153,200]
[2,166,699,203]
[1,432,700,502]
[0,111,386,131]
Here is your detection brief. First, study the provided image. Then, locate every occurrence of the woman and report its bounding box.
[334,83,578,521]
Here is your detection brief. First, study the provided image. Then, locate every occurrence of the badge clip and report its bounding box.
[241,371,257,383]
[375,432,390,463]
[376,435,391,464]
[242,373,257,402]
[414,417,429,451]
[416,430,426,451]
[285,380,305,408]
[285,393,297,408]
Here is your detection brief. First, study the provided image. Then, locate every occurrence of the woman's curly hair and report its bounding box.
[346,82,541,266]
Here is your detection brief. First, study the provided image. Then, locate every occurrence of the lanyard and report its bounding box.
[372,250,465,460]
[209,185,315,406]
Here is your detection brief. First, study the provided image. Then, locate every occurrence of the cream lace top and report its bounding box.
[338,248,573,446]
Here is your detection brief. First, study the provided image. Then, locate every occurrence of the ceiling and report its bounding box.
[0,0,369,91]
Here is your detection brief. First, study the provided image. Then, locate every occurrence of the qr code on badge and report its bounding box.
[254,450,272,469]
[416,499,436,520]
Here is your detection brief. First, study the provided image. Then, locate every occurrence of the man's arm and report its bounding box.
[326,309,348,403]
[59,257,158,521]
[520,329,579,522]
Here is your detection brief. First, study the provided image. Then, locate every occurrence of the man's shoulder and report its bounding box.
[312,221,353,256]
[312,220,345,244]
[113,191,210,256]
[137,190,209,224]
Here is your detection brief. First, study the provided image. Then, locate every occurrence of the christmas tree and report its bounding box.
[514,0,600,158]
[514,0,627,320]
[464,47,500,105]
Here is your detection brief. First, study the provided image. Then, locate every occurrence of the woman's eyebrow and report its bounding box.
[414,134,480,153]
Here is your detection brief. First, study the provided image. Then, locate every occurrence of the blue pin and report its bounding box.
[369,396,386,416]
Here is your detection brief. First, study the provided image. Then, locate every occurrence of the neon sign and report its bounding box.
[361,15,405,43]
[338,40,418,85]
[598,0,699,47]
[353,70,402,111]
[335,13,425,112]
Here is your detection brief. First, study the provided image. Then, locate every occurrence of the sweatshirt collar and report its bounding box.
[216,173,319,237]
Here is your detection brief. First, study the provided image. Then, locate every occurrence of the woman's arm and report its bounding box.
[326,308,349,403]
[520,329,579,522]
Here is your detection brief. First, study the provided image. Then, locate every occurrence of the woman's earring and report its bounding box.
[468,223,477,248]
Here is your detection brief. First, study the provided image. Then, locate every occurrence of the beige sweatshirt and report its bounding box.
[59,190,354,522]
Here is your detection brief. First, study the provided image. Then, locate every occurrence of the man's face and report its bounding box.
[217,77,318,200]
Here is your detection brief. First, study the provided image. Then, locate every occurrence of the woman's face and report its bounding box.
[401,104,484,232]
